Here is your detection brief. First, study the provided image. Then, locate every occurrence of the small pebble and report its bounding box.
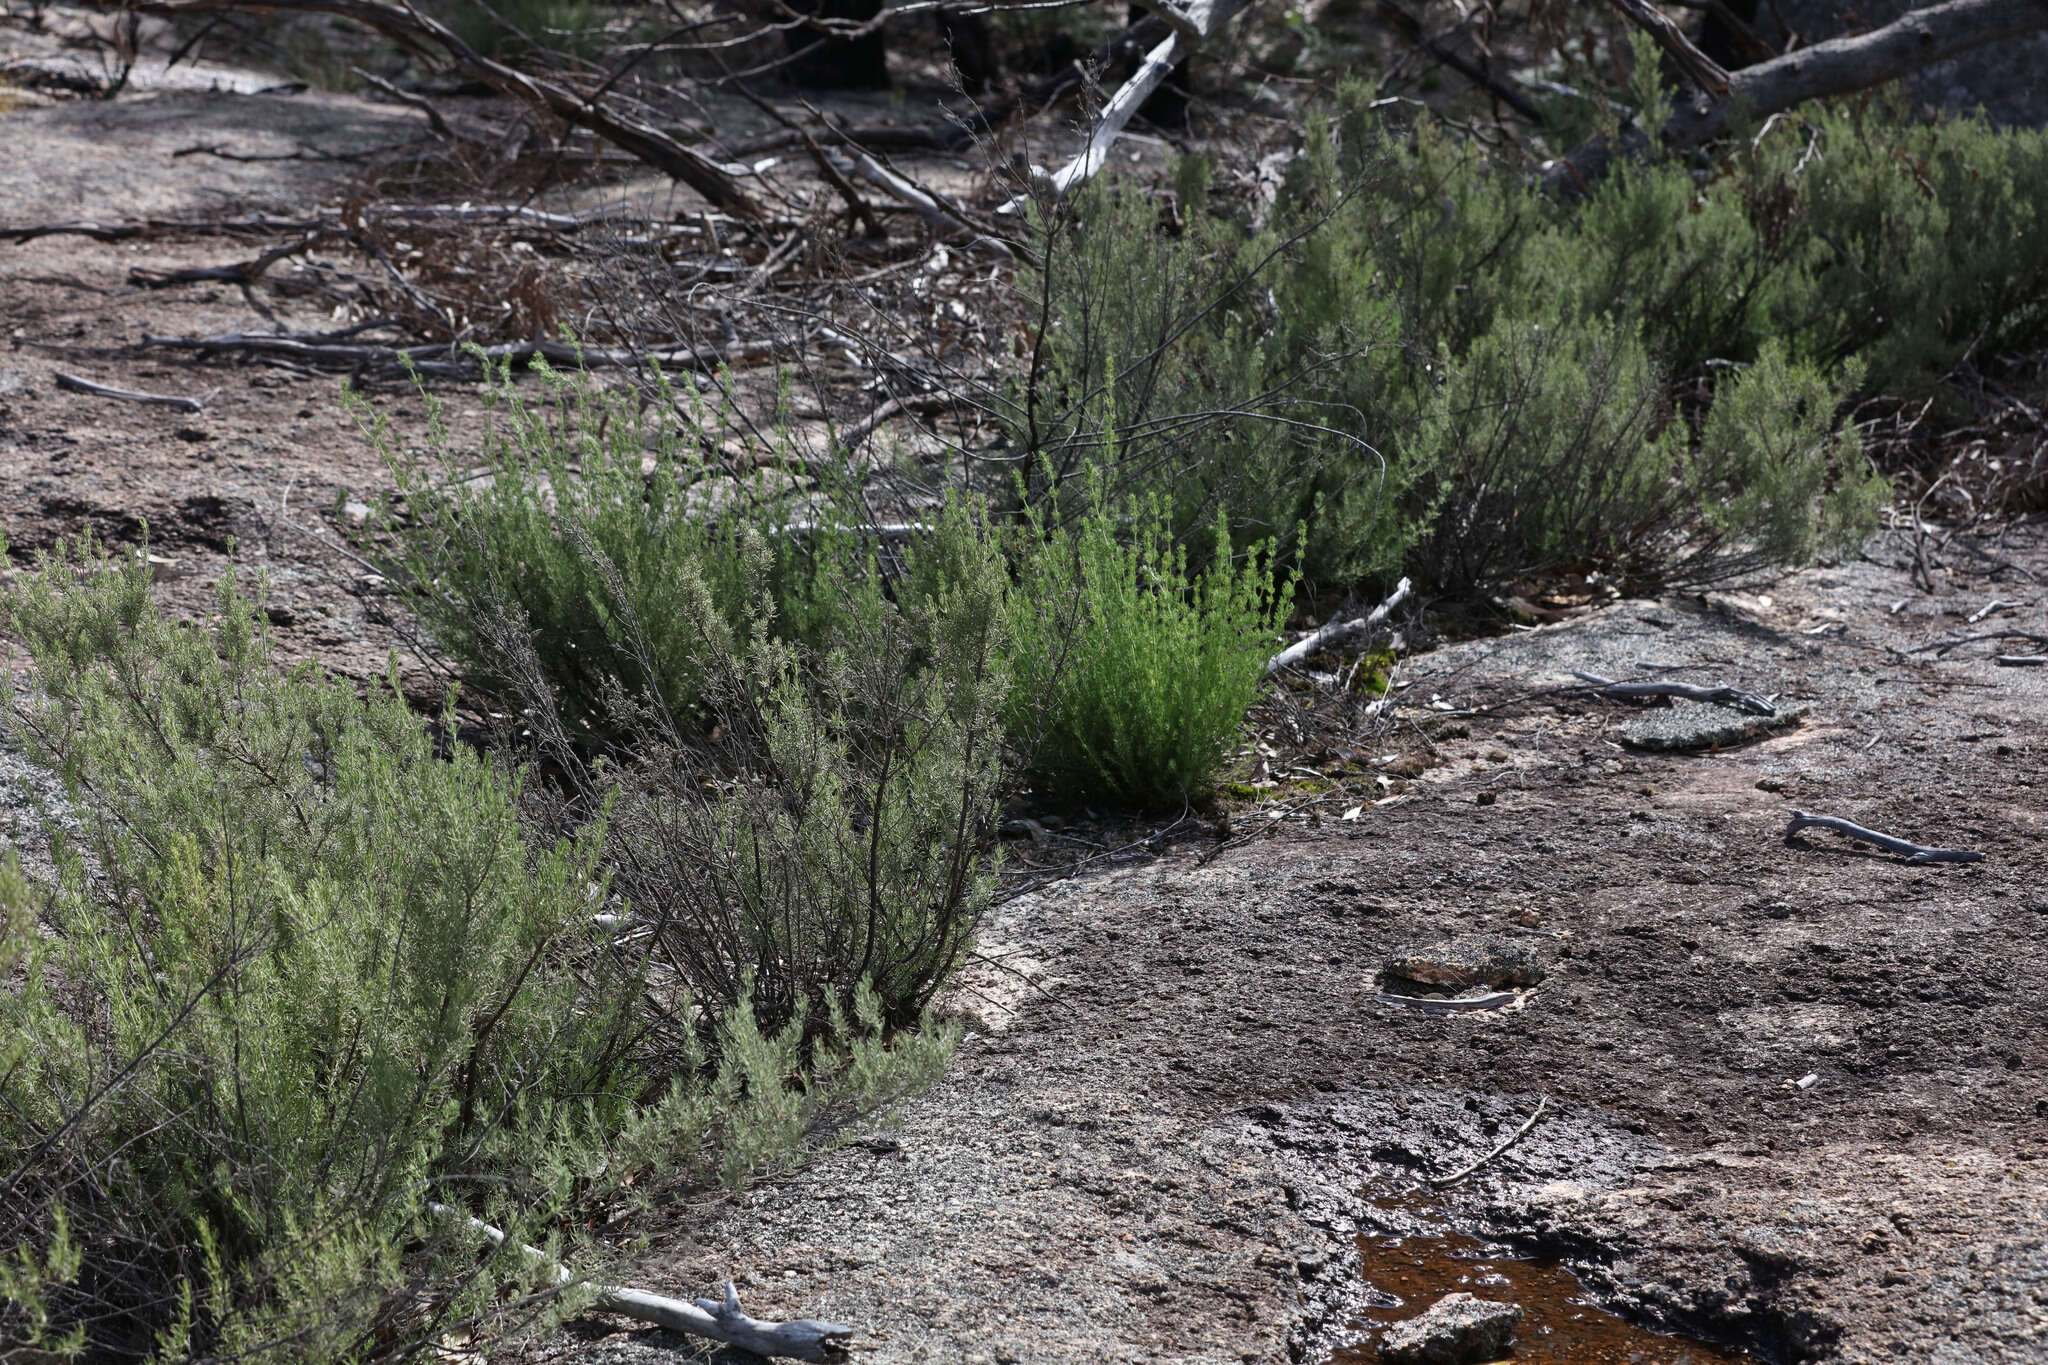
[1757,777,1787,792]
[1475,791,1497,806]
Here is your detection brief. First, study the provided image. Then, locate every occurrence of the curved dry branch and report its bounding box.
[1783,810,1983,864]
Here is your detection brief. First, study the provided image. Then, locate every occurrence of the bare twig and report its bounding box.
[136,331,777,378]
[1429,1096,1548,1187]
[1783,810,1983,865]
[1571,671,1775,716]
[1907,629,2048,657]
[1966,597,2021,624]
[1994,655,2047,667]
[53,371,207,413]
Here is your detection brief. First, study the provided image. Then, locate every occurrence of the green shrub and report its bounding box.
[1007,490,1289,809]
[1016,82,2048,596]
[0,545,956,1361]
[368,357,847,741]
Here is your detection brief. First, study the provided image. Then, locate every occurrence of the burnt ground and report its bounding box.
[5,31,2048,1365]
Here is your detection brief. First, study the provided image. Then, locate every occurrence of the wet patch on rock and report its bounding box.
[1340,1211,1746,1364]
[1620,702,1807,752]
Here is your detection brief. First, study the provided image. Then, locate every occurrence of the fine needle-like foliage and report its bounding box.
[1008,485,1291,810]
[0,541,959,1362]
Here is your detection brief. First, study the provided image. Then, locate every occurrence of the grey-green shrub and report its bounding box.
[566,494,1014,1038]
[1006,489,1289,809]
[0,545,956,1361]
[370,358,1013,1025]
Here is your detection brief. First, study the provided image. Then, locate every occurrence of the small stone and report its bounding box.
[1378,1292,1521,1364]
[264,604,297,627]
[1510,907,1542,928]
[1383,934,1544,990]
[341,498,373,525]
[1475,791,1497,806]
[1756,776,1787,792]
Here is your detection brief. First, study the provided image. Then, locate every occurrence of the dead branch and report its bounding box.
[1571,671,1775,716]
[1374,0,1547,122]
[1267,578,1412,675]
[128,233,331,289]
[835,391,978,459]
[1966,597,2021,623]
[425,1202,852,1360]
[53,371,208,413]
[128,0,764,218]
[1605,0,1731,94]
[1994,654,2046,666]
[1552,0,2048,191]
[1429,1096,1548,1187]
[1000,0,1253,211]
[1783,810,1983,864]
[1907,628,2048,657]
[136,330,778,378]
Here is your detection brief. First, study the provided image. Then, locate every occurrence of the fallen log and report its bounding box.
[426,1202,852,1360]
[1572,671,1775,716]
[1783,809,1983,864]
[129,0,764,218]
[1375,990,1519,1013]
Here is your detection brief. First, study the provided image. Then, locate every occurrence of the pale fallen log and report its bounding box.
[1429,1096,1548,1187]
[1783,810,1983,865]
[426,1202,853,1361]
[1266,577,1411,675]
[1572,671,1775,717]
[53,371,207,413]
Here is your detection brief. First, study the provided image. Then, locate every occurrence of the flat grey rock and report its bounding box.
[1621,701,1806,752]
[1378,1292,1522,1364]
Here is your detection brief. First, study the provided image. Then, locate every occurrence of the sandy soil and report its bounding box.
[4,32,2046,1365]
